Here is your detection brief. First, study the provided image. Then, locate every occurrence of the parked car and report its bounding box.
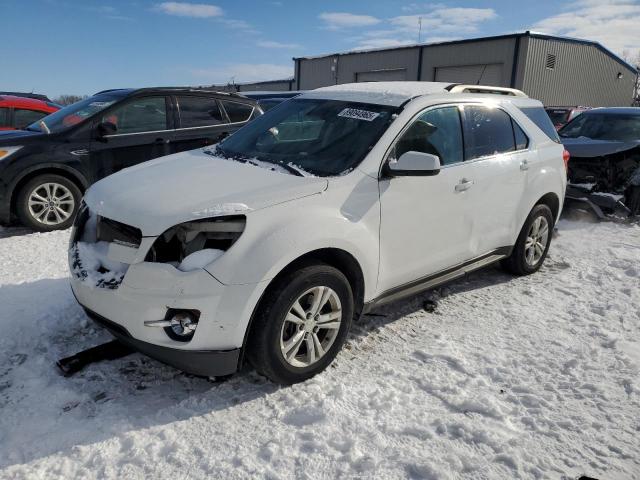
[241,90,305,111]
[69,82,566,384]
[0,91,55,102]
[0,95,60,131]
[545,106,590,130]
[0,87,260,231]
[560,107,640,216]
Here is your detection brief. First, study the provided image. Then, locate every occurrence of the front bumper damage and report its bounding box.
[68,207,261,377]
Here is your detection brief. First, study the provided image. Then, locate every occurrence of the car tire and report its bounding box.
[247,263,354,384]
[501,204,554,276]
[16,174,82,232]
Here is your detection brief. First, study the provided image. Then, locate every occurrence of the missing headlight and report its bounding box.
[145,215,246,265]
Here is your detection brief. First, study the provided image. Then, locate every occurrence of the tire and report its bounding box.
[247,263,354,384]
[16,174,82,232]
[501,204,554,276]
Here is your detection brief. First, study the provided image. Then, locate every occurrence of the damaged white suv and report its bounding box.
[69,82,566,384]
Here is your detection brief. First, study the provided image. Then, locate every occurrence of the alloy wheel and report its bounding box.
[524,215,549,266]
[27,182,76,226]
[279,286,343,368]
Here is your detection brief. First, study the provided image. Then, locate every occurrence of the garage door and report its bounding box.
[356,69,407,82]
[435,64,503,86]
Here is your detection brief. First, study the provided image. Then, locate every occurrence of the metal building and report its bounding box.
[292,31,638,107]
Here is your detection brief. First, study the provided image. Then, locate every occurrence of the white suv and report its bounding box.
[69,82,566,384]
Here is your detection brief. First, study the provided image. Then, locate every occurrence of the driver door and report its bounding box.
[377,105,476,295]
[89,96,172,180]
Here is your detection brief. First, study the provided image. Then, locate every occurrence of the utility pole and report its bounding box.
[418,17,422,43]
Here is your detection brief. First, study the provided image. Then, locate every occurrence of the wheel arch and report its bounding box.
[9,165,88,216]
[239,247,366,363]
[534,191,561,223]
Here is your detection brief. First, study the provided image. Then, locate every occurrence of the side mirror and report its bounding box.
[97,121,117,139]
[387,151,441,177]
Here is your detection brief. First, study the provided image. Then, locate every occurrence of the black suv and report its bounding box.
[0,87,260,231]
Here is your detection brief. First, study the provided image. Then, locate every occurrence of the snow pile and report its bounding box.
[70,241,129,288]
[177,249,224,272]
[0,219,639,479]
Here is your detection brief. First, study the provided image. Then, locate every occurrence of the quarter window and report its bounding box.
[393,106,463,165]
[177,96,224,128]
[462,106,516,159]
[102,97,167,134]
[222,101,253,123]
[513,120,529,150]
[15,109,48,129]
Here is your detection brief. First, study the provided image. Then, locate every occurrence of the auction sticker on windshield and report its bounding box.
[338,108,380,122]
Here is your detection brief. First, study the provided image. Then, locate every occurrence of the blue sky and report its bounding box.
[1,0,638,98]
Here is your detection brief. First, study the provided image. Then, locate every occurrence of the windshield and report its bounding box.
[559,113,640,142]
[214,98,397,176]
[26,94,120,134]
[546,109,570,127]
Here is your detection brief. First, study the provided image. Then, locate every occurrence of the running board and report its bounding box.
[364,247,511,311]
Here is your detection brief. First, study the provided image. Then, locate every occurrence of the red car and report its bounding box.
[545,106,590,130]
[0,95,60,131]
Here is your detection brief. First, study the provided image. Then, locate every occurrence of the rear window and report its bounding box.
[15,109,48,129]
[520,106,560,143]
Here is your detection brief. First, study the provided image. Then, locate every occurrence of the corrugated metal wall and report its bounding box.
[521,38,636,106]
[236,80,293,92]
[298,56,337,89]
[335,48,421,84]
[420,38,517,87]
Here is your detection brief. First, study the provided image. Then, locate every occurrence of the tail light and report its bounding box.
[562,149,570,172]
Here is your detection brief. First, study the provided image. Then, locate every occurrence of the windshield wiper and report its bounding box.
[273,161,305,177]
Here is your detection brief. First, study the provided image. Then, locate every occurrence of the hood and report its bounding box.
[562,137,640,158]
[84,149,328,236]
[0,129,45,143]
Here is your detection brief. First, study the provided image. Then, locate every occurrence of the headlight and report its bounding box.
[0,146,23,161]
[145,216,246,270]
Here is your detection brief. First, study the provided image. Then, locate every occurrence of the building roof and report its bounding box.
[293,31,638,75]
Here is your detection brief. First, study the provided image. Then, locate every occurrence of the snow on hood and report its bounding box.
[84,148,328,236]
[302,81,450,106]
[562,137,640,158]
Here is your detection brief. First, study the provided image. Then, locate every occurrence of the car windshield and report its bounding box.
[559,112,640,142]
[214,98,397,177]
[25,94,121,134]
[546,109,569,127]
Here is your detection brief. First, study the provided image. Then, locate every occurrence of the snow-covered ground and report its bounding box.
[0,218,638,479]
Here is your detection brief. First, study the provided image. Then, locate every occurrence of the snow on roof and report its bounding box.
[300,81,453,106]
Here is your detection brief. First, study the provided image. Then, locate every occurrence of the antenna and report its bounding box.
[418,17,422,43]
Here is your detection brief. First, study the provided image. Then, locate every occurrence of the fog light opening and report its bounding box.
[165,309,200,342]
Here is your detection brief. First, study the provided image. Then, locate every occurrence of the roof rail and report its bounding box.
[448,85,528,97]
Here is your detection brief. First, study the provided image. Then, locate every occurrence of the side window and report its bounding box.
[0,107,10,127]
[393,106,463,165]
[14,109,48,129]
[102,97,167,134]
[177,96,224,128]
[513,120,529,150]
[462,106,515,160]
[222,101,253,123]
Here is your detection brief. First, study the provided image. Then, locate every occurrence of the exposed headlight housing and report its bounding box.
[0,146,23,161]
[145,215,246,266]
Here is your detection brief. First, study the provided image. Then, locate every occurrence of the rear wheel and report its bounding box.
[247,263,353,384]
[16,174,81,231]
[501,204,553,275]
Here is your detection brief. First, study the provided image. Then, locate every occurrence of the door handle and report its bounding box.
[520,159,529,171]
[455,178,474,192]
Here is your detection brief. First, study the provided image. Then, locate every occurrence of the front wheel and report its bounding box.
[247,263,354,384]
[16,174,81,232]
[501,204,554,276]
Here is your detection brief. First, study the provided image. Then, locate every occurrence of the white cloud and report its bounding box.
[532,0,640,58]
[257,40,301,49]
[156,2,222,18]
[319,12,381,29]
[348,6,496,50]
[190,63,294,84]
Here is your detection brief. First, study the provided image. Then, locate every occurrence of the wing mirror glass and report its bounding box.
[387,151,441,177]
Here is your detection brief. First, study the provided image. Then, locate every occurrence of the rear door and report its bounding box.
[461,104,529,254]
[171,95,230,153]
[88,95,171,179]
